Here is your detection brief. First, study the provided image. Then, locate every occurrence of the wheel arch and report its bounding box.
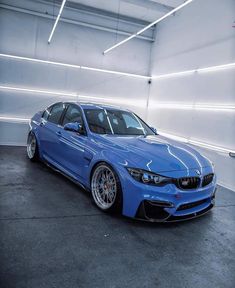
[89,160,124,192]
[89,160,116,183]
[27,128,42,159]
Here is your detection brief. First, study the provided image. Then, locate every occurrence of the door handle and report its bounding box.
[56,131,62,136]
[40,122,45,127]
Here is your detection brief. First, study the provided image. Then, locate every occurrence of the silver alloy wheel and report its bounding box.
[27,133,36,159]
[91,165,117,210]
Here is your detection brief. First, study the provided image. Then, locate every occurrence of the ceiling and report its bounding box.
[66,0,185,23]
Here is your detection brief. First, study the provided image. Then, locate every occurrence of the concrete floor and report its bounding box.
[0,146,234,288]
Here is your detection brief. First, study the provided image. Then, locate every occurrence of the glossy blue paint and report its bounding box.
[64,122,82,133]
[29,102,216,221]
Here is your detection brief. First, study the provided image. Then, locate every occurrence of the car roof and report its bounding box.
[62,101,130,112]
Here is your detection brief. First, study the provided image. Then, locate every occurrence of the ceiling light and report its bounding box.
[48,0,67,43]
[103,0,194,54]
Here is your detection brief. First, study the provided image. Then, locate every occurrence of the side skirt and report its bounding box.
[43,160,90,192]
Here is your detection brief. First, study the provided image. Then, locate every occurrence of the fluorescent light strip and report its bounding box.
[190,139,235,154]
[103,0,194,54]
[0,53,149,79]
[197,62,235,73]
[103,35,137,55]
[0,85,145,107]
[154,69,195,79]
[48,0,67,43]
[136,0,194,35]
[159,131,235,154]
[150,103,235,112]
[0,116,29,123]
[0,115,233,154]
[78,94,145,107]
[0,53,82,69]
[80,65,146,78]
[0,85,77,97]
[153,63,235,79]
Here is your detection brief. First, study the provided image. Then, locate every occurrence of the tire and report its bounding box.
[26,132,39,161]
[91,162,123,213]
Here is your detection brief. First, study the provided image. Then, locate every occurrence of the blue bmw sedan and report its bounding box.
[27,102,216,222]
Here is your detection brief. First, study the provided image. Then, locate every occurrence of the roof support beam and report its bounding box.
[0,4,154,42]
[103,0,194,55]
[48,0,67,43]
[44,0,151,27]
[121,0,173,13]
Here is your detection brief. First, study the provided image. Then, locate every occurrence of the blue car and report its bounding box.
[27,102,216,222]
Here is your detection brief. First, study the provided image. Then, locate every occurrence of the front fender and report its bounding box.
[87,148,131,186]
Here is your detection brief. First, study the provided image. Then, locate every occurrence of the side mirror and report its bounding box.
[64,122,84,134]
[151,127,157,134]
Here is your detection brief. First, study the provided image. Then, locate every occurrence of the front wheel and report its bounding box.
[91,163,122,213]
[27,132,39,161]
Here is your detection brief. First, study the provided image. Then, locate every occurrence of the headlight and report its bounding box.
[126,168,171,186]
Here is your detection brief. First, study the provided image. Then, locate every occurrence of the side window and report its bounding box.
[42,107,51,120]
[62,105,83,126]
[47,103,65,124]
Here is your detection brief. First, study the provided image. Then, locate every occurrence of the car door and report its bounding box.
[57,104,88,181]
[39,102,66,165]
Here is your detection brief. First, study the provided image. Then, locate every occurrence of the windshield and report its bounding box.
[84,109,155,136]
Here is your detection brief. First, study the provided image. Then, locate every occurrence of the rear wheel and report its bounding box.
[27,132,39,161]
[91,163,122,213]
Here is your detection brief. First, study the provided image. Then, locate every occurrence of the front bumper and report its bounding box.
[135,197,215,222]
[120,166,216,222]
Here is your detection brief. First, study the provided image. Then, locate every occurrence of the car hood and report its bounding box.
[93,134,212,173]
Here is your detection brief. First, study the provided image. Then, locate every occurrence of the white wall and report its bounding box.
[147,0,235,191]
[0,0,152,145]
[0,0,234,191]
